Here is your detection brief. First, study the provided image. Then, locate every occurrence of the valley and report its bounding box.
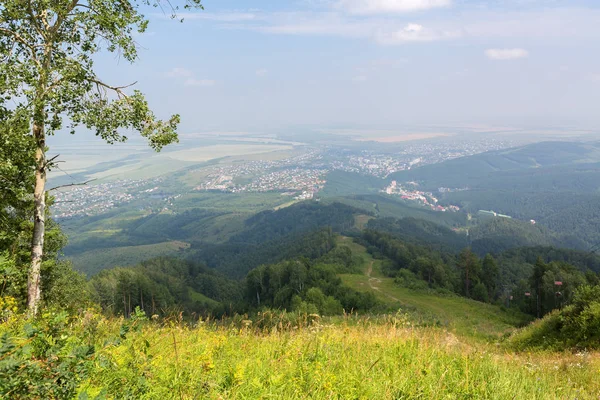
[52,138,600,279]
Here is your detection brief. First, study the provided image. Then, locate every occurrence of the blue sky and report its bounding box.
[92,0,600,134]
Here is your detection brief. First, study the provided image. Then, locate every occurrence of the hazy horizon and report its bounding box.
[44,0,597,139]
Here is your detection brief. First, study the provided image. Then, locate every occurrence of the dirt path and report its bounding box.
[366,261,400,302]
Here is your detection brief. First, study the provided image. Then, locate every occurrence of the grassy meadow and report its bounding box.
[337,236,530,341]
[2,310,599,399]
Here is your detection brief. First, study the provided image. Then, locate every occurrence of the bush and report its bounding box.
[508,285,600,350]
[472,282,489,303]
[0,311,95,399]
[394,269,428,290]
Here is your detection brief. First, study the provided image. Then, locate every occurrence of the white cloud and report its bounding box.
[376,23,460,44]
[166,67,193,78]
[195,7,600,47]
[184,78,216,87]
[338,0,451,14]
[256,68,269,77]
[485,48,529,60]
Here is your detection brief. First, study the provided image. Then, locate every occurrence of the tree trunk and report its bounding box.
[28,122,46,316]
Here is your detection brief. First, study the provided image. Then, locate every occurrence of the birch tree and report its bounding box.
[0,0,202,315]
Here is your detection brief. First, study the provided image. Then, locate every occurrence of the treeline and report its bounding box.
[468,218,557,255]
[509,285,600,350]
[89,231,375,317]
[360,230,497,300]
[245,251,378,315]
[366,217,468,251]
[90,257,243,317]
[367,215,568,256]
[124,208,228,241]
[446,190,598,250]
[191,228,338,278]
[233,202,360,244]
[361,229,600,317]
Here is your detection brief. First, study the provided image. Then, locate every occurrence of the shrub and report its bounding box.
[0,311,95,399]
[508,285,600,350]
[394,270,428,290]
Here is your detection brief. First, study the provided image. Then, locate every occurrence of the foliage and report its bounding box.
[320,170,383,197]
[0,0,203,150]
[245,259,378,314]
[469,217,557,254]
[192,228,339,278]
[0,107,92,311]
[234,201,360,244]
[0,311,95,399]
[509,285,600,350]
[1,0,204,313]
[361,229,461,293]
[0,109,35,252]
[367,217,468,251]
[90,257,242,317]
[327,194,465,227]
[361,228,599,316]
[388,141,600,250]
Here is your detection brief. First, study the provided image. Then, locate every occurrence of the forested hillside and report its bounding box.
[389,141,600,190]
[385,141,600,250]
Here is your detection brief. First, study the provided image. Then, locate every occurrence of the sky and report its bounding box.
[78,0,600,136]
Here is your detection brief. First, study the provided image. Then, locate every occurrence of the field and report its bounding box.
[60,317,598,399]
[158,144,293,163]
[48,139,297,186]
[4,309,598,399]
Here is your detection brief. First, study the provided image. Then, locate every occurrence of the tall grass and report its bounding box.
[63,312,600,399]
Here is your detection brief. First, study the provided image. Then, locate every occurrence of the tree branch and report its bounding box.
[26,0,47,39]
[0,27,42,68]
[52,0,80,34]
[48,179,96,191]
[43,154,61,169]
[90,78,138,99]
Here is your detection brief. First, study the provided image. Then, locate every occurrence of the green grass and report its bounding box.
[188,288,221,308]
[3,234,598,398]
[336,236,530,341]
[4,312,598,399]
[353,214,374,230]
[86,321,600,399]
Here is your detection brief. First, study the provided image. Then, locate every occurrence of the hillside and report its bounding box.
[5,237,600,398]
[385,141,600,250]
[389,141,600,190]
[336,236,529,340]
